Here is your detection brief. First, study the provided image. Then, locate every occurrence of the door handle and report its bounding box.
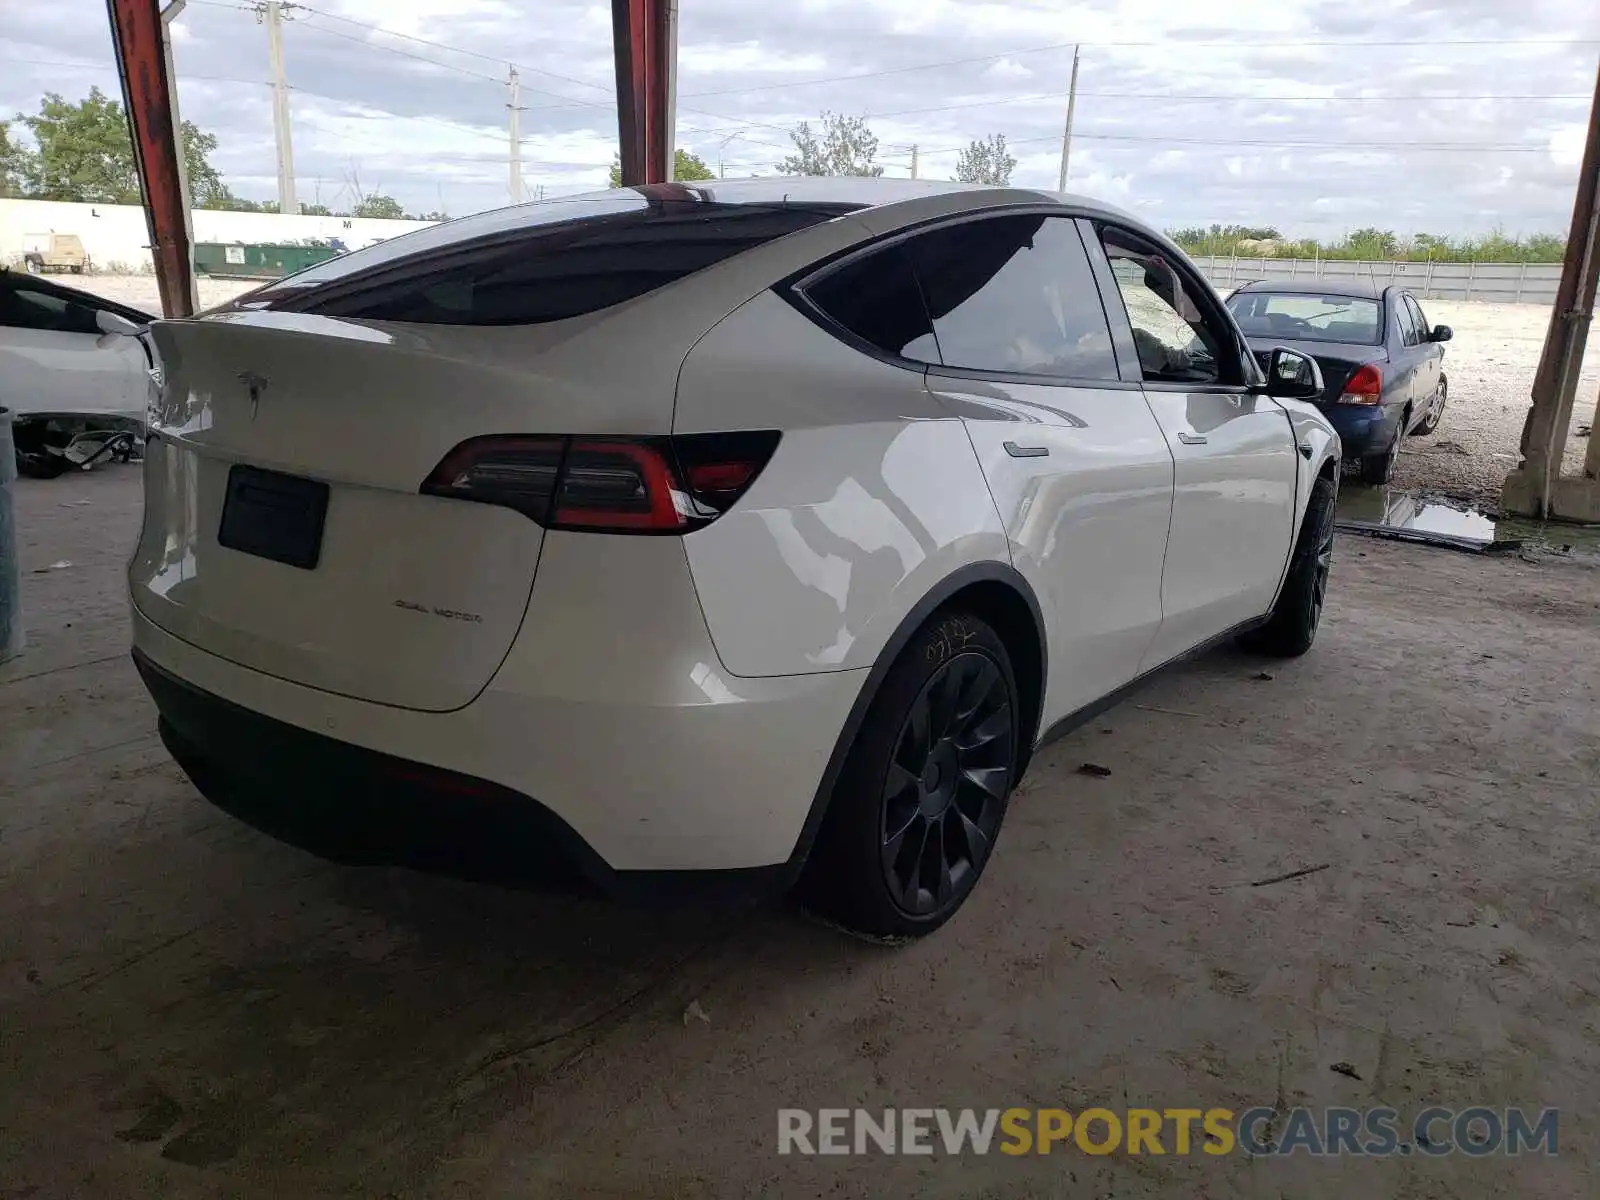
[1177,432,1207,445]
[1004,441,1049,458]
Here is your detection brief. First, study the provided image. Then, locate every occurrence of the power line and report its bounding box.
[288,1,615,99]
[865,90,1591,119]
[288,18,507,85]
[278,3,800,141]
[891,130,1562,158]
[0,55,269,86]
[678,37,1600,100]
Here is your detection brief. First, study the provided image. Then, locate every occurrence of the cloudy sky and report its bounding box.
[3,0,1597,236]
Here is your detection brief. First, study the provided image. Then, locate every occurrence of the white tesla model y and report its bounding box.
[130,179,1339,937]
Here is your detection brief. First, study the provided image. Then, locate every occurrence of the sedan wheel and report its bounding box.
[1415,376,1447,436]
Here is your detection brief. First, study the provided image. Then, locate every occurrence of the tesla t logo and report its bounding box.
[237,371,268,420]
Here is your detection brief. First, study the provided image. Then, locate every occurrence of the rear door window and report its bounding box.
[1404,294,1431,342]
[905,214,1120,381]
[1394,297,1419,346]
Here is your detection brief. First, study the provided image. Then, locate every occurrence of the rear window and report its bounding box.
[249,191,857,326]
[1227,291,1383,345]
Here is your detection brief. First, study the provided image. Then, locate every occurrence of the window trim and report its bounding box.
[781,239,935,378]
[783,205,1138,390]
[1404,293,1431,344]
[1086,219,1254,393]
[1390,288,1417,346]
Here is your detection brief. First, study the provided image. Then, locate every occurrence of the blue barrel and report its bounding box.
[0,406,22,662]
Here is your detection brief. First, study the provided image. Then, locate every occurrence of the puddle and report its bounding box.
[1336,486,1498,549]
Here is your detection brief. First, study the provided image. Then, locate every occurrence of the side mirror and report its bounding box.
[1264,346,1324,401]
[1431,324,1453,343]
[94,308,143,349]
[95,308,141,336]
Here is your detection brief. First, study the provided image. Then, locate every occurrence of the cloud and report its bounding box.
[1550,123,1586,167]
[1,0,1595,233]
[984,57,1033,81]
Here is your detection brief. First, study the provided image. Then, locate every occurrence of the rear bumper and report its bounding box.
[130,544,868,885]
[1318,402,1404,459]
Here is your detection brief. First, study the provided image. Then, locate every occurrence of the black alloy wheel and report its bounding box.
[799,610,1022,939]
[1308,511,1334,632]
[1240,472,1337,657]
[879,651,1013,916]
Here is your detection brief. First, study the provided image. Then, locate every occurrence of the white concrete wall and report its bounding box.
[0,199,435,272]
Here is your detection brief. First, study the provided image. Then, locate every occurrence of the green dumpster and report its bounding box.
[193,242,340,280]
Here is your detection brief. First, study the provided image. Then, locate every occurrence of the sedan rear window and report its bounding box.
[1227,292,1383,345]
[246,191,857,326]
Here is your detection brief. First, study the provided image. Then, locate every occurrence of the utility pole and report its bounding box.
[664,0,679,180]
[716,132,741,178]
[507,66,524,203]
[160,0,198,312]
[259,1,297,214]
[1057,44,1080,192]
[1503,54,1600,521]
[910,144,919,180]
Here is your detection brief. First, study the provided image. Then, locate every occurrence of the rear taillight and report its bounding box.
[1338,364,1383,405]
[421,432,779,533]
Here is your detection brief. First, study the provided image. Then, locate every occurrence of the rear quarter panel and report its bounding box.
[675,290,1010,678]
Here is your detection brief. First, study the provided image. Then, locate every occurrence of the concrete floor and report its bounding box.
[3,465,1598,1198]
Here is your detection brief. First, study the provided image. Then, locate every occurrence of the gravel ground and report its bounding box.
[1394,300,1598,509]
[69,276,1600,510]
[71,273,259,314]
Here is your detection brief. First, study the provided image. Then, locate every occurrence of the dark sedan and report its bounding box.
[1226,281,1451,484]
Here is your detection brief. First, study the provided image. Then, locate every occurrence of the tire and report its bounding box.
[24,256,42,276]
[800,609,1020,939]
[1415,375,1447,436]
[1241,473,1337,658]
[1359,412,1404,485]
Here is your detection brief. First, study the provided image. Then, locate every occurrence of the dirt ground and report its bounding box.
[3,466,1598,1197]
[73,274,1600,513]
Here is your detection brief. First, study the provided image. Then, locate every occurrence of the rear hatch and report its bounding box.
[130,188,857,712]
[132,315,580,711]
[1249,336,1386,404]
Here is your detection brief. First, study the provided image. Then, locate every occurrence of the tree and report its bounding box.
[20,88,140,202]
[353,193,405,219]
[413,209,449,221]
[607,148,718,187]
[182,125,230,208]
[953,133,1016,186]
[778,112,882,177]
[1344,227,1399,259]
[14,88,231,208]
[0,120,33,197]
